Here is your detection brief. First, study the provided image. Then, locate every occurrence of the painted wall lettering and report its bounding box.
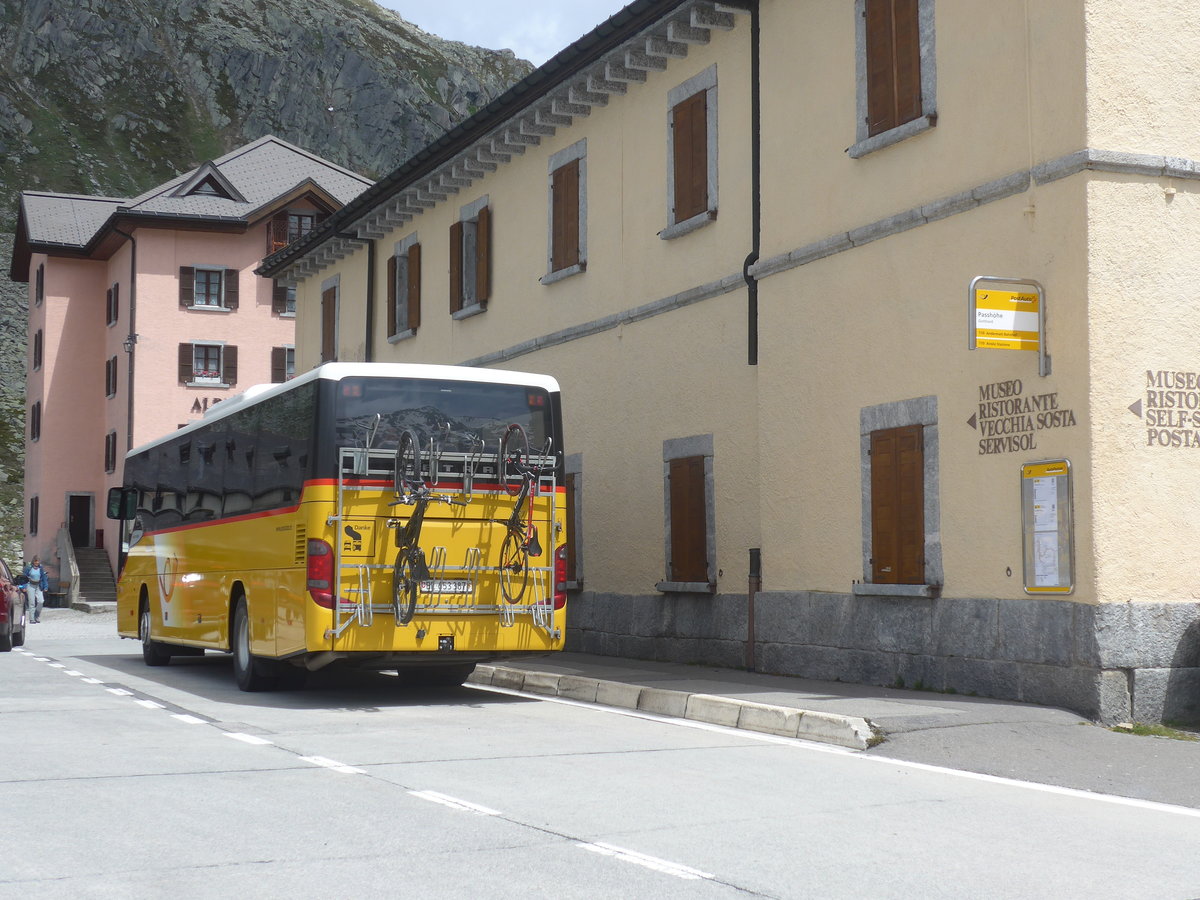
[970,380,1078,454]
[1132,370,1200,447]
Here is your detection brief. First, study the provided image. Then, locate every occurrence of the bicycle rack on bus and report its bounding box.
[327,445,561,640]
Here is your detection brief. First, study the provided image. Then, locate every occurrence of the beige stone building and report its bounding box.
[261,0,1200,723]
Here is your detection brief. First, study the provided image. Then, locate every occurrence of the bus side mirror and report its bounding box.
[107,487,137,520]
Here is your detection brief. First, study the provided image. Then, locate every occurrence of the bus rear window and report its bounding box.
[334,377,554,456]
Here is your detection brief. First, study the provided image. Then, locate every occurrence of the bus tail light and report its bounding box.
[307,538,334,608]
[553,544,568,610]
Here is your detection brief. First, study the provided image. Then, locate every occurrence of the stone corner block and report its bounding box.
[685,693,743,728]
[489,667,528,691]
[637,687,690,718]
[467,665,496,686]
[521,671,562,696]
[796,711,874,750]
[736,702,802,738]
[596,680,644,710]
[557,674,601,703]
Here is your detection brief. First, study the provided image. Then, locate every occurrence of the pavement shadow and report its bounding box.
[73,650,534,712]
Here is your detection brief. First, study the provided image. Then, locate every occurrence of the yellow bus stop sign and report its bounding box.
[974,289,1040,351]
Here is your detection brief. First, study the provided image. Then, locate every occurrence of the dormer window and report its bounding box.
[268,210,321,253]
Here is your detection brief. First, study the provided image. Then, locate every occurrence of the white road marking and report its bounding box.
[82,678,103,684]
[31,657,49,661]
[47,662,65,668]
[64,670,83,677]
[473,683,1200,820]
[171,714,207,725]
[106,688,133,696]
[299,755,366,775]
[225,732,274,746]
[577,841,714,881]
[409,790,500,816]
[134,699,165,709]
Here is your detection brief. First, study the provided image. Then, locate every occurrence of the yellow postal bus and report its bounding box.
[108,362,567,690]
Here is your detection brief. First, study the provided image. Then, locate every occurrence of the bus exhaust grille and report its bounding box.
[294,527,307,566]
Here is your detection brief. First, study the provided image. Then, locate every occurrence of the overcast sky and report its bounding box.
[378,1,632,66]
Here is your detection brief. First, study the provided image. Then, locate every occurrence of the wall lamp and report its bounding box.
[122,333,139,353]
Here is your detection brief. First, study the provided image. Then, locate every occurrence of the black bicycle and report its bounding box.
[390,429,465,624]
[497,424,553,604]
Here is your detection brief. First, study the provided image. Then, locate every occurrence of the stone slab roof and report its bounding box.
[16,135,372,260]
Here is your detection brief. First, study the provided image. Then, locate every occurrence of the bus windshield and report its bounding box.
[333,376,554,455]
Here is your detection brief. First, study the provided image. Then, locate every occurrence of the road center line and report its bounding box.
[577,841,715,881]
[409,790,500,816]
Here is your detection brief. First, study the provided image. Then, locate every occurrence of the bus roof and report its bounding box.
[124,362,562,459]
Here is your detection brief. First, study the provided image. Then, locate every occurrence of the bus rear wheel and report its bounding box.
[233,599,277,692]
[140,604,173,667]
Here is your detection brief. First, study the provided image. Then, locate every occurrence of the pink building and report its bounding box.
[10,136,372,595]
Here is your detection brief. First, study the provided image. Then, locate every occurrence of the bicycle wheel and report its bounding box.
[394,428,422,497]
[500,423,529,496]
[499,530,529,603]
[392,549,418,624]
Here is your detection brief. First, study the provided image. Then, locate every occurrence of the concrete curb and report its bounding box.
[468,665,879,751]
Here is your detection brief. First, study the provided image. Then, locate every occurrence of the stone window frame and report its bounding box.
[660,65,719,241]
[849,0,938,159]
[541,139,588,285]
[657,433,717,593]
[857,395,942,597]
[185,340,232,389]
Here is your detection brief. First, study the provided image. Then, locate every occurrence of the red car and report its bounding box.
[0,558,27,651]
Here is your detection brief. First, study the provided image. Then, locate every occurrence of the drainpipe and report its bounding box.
[741,0,762,366]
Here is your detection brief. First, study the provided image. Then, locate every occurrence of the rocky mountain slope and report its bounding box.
[0,0,533,559]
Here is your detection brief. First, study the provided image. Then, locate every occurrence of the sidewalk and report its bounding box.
[469,652,1093,751]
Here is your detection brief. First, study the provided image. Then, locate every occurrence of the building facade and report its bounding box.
[261,0,1200,724]
[11,136,372,587]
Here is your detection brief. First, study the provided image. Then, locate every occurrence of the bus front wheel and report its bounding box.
[140,603,173,667]
[233,599,277,692]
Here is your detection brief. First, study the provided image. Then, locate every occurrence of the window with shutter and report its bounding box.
[179,267,195,307]
[33,330,42,371]
[450,199,489,315]
[851,0,935,157]
[223,345,238,386]
[870,425,924,584]
[271,347,286,383]
[388,238,422,338]
[663,66,717,238]
[35,264,44,306]
[30,495,38,537]
[30,401,41,441]
[272,279,295,316]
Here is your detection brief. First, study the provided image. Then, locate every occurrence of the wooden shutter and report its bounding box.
[271,347,286,383]
[551,160,580,272]
[386,255,398,336]
[113,283,119,323]
[668,455,708,583]
[223,346,238,386]
[407,243,422,330]
[475,205,491,303]
[449,221,464,313]
[178,343,193,383]
[223,269,239,309]
[272,279,289,314]
[866,0,922,137]
[673,92,707,222]
[321,288,337,361]
[179,267,194,307]
[870,425,924,584]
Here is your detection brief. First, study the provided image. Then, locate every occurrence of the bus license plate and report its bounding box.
[419,580,472,595]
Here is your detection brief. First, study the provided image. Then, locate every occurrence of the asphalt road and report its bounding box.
[5,610,1200,899]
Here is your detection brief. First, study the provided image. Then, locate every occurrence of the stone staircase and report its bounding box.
[73,547,117,607]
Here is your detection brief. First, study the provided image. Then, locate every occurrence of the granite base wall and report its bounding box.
[564,590,1200,725]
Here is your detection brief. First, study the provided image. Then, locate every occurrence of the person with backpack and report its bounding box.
[22,556,48,624]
